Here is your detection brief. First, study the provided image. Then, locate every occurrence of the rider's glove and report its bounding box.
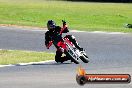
[62,20,66,26]
[46,44,49,49]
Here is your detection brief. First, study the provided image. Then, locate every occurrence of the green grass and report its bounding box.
[0,0,132,32]
[0,49,54,65]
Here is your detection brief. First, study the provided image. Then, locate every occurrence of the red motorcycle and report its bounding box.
[56,36,89,64]
[46,20,89,64]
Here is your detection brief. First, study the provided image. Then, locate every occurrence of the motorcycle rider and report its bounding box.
[45,20,83,63]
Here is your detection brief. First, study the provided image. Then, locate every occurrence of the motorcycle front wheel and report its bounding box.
[79,54,89,63]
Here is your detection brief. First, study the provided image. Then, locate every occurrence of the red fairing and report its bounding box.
[57,41,67,49]
[60,25,68,34]
[64,38,74,46]
[57,37,74,50]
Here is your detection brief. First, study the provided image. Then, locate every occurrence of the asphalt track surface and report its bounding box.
[0,26,132,88]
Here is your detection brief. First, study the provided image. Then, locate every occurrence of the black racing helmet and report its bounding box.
[47,20,56,30]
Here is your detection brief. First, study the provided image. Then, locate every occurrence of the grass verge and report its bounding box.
[0,49,54,65]
[0,0,132,32]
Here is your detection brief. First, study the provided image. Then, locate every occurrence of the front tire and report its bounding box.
[79,55,89,63]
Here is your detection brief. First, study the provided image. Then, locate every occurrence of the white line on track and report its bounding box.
[89,31,128,35]
[0,60,55,68]
[0,26,128,34]
[15,28,128,35]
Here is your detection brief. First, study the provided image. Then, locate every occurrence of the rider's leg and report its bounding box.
[65,35,83,51]
[55,50,62,62]
[55,49,69,63]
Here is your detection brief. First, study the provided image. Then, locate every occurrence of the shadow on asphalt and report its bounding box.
[31,62,72,65]
[15,62,73,67]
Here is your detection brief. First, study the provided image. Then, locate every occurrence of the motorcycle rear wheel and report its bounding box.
[66,52,79,64]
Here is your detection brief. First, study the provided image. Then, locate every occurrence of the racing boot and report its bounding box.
[75,44,84,51]
[71,39,84,51]
[66,35,84,51]
[60,56,69,63]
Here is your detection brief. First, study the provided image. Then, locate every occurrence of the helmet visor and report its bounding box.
[49,23,56,29]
